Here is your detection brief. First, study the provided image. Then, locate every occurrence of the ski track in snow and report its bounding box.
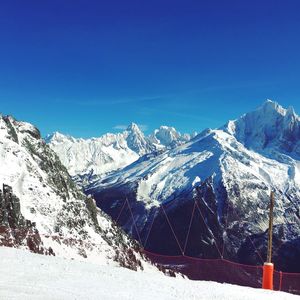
[0,247,299,300]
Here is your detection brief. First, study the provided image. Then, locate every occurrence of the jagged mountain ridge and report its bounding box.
[46,123,193,184]
[86,100,300,272]
[0,114,158,271]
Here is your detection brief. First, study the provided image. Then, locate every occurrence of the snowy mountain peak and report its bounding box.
[223,100,285,136]
[125,123,153,156]
[258,99,287,116]
[127,122,141,133]
[223,100,300,158]
[258,100,299,123]
[150,125,185,147]
[262,98,279,109]
[45,131,77,144]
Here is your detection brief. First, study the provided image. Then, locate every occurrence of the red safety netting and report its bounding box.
[142,250,300,295]
[117,197,300,295]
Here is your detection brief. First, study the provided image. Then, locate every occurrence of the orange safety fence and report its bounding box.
[142,250,300,295]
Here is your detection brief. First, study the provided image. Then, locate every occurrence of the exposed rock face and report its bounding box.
[0,184,53,255]
[86,101,300,272]
[238,224,300,272]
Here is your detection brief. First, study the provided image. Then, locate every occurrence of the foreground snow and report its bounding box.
[0,247,298,300]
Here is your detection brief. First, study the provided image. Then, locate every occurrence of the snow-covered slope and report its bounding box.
[1,247,298,300]
[87,101,300,271]
[0,115,156,270]
[46,123,191,182]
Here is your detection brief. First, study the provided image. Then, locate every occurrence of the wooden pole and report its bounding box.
[267,191,274,263]
[262,191,275,290]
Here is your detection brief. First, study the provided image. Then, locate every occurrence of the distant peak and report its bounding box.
[258,99,286,115]
[158,125,176,132]
[149,125,192,147]
[127,123,141,132]
[47,131,65,139]
[45,131,72,143]
[265,98,276,104]
[262,99,278,109]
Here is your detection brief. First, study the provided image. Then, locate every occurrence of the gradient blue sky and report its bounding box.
[1,0,300,137]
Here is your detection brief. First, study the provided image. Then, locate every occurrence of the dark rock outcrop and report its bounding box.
[0,184,54,255]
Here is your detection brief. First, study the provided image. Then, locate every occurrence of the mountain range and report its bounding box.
[49,100,299,272]
[46,124,194,186]
[1,99,299,275]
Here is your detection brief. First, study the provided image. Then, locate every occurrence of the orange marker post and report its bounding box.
[262,262,274,290]
[262,191,275,290]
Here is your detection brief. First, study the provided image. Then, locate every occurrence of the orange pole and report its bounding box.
[262,262,274,290]
[262,191,275,290]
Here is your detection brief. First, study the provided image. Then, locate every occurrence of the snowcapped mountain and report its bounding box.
[86,100,300,272]
[224,100,300,160]
[149,126,194,149]
[0,114,158,270]
[46,123,192,183]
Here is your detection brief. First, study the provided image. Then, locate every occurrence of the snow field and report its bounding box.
[0,247,299,300]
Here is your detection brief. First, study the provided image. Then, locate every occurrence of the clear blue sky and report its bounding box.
[1,0,300,138]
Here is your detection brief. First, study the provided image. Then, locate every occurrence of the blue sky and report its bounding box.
[1,0,300,138]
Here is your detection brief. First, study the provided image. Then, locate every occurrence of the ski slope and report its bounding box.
[0,247,298,300]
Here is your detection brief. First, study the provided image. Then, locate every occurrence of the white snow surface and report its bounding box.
[0,247,298,300]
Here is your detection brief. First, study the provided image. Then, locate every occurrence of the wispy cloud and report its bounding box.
[139,107,218,123]
[113,125,128,130]
[74,94,173,107]
[177,81,276,97]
